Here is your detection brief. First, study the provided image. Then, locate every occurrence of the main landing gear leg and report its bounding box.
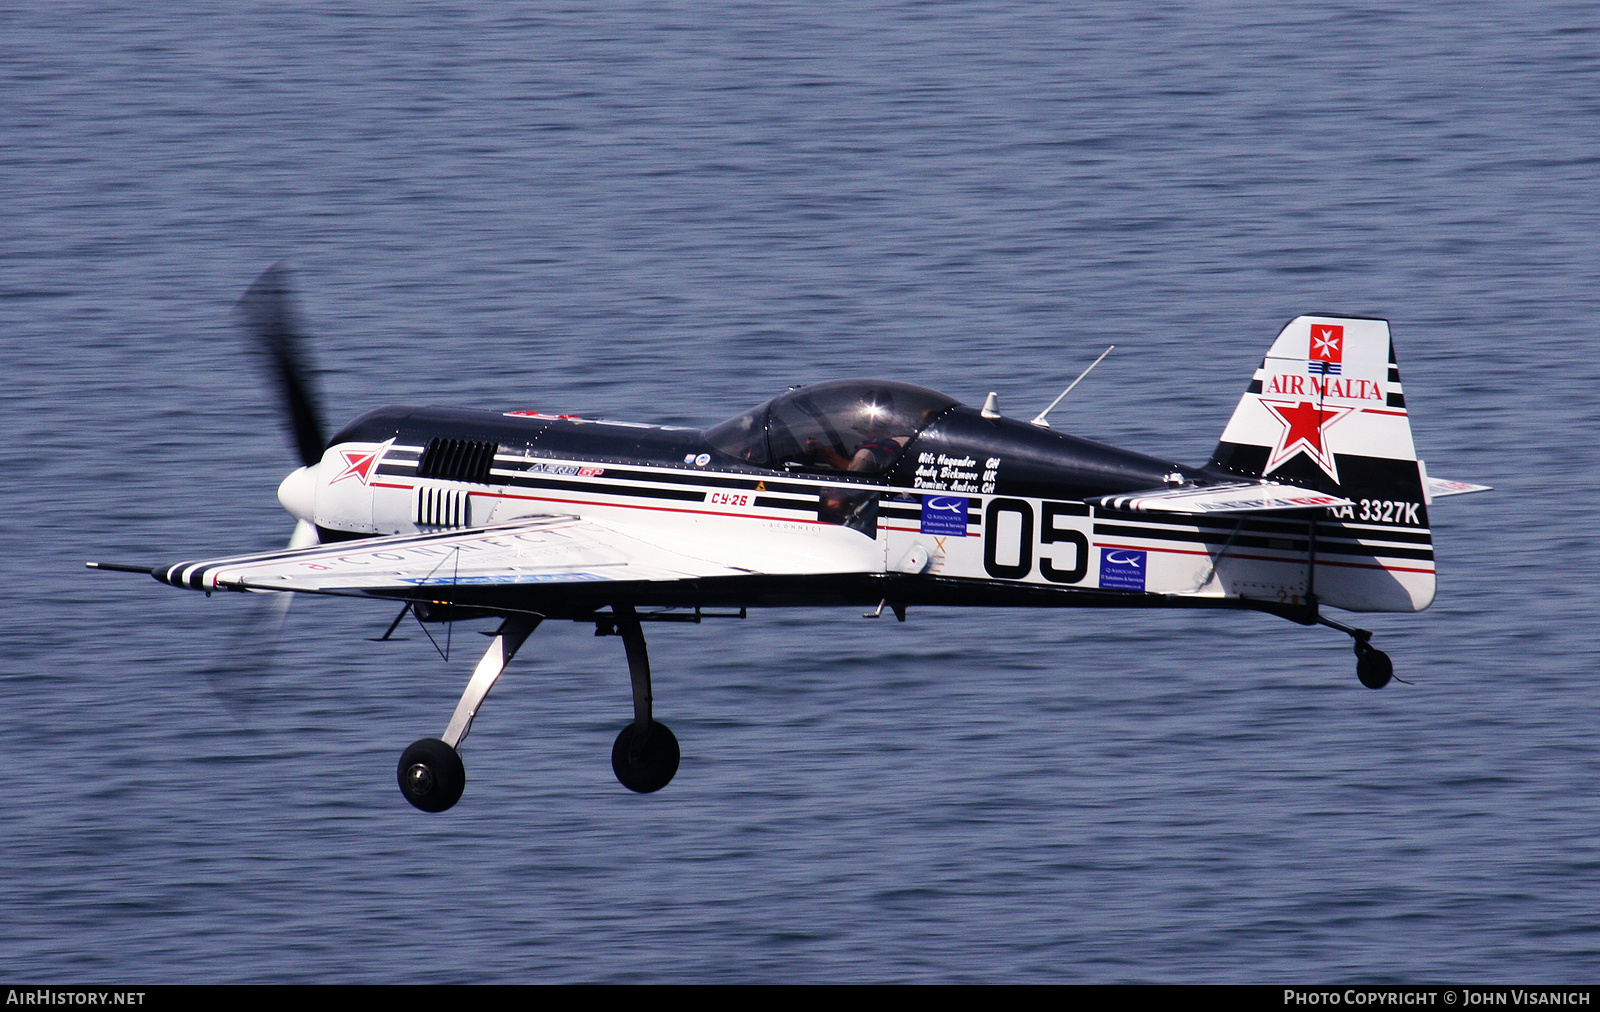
[610,605,679,793]
[1316,614,1393,690]
[397,613,542,812]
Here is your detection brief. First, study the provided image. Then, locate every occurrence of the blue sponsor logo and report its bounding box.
[1099,549,1146,591]
[920,495,970,535]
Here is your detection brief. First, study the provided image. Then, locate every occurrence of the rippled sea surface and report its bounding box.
[4,1,1599,983]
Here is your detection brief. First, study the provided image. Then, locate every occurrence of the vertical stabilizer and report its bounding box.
[1208,315,1434,612]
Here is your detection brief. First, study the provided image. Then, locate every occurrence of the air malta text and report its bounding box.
[1267,374,1382,401]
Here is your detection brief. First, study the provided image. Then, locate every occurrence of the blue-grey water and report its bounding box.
[4,1,1598,983]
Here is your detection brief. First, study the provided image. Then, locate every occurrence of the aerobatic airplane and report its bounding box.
[91,269,1488,811]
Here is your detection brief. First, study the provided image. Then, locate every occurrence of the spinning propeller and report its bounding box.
[238,264,328,470]
[238,264,325,550]
[206,265,330,713]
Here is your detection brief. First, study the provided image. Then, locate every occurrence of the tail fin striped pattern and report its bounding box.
[1209,315,1434,612]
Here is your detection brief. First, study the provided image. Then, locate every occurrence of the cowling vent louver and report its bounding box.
[416,437,497,484]
[413,486,472,528]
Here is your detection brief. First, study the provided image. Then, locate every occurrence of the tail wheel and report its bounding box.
[1355,642,1393,690]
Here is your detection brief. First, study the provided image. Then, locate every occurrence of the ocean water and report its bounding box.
[3,1,1598,982]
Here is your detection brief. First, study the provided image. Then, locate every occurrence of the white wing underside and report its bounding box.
[166,515,824,595]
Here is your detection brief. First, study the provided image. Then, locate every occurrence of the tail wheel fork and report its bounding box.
[1316,614,1394,690]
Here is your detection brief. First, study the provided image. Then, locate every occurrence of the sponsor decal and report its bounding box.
[1308,323,1344,375]
[683,453,697,464]
[920,495,970,535]
[1099,549,1146,591]
[330,446,384,486]
[1260,399,1356,484]
[1185,494,1341,512]
[526,462,605,477]
[694,452,712,467]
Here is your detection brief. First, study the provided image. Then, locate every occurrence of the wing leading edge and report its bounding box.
[155,516,757,596]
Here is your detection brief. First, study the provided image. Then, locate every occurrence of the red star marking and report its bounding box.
[331,448,381,486]
[1261,399,1354,483]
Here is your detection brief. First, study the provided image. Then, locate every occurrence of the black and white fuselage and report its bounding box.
[128,312,1488,811]
[249,336,1443,623]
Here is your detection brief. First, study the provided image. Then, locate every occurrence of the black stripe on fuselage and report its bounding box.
[1090,512,1434,562]
[380,454,822,497]
[377,456,916,517]
[1090,508,1434,543]
[492,473,710,503]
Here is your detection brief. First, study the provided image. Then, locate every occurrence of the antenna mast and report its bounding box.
[1030,345,1115,428]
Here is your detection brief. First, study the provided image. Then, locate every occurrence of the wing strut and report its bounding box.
[442,614,542,748]
[397,612,541,814]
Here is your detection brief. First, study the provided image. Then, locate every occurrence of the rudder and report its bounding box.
[1208,315,1434,612]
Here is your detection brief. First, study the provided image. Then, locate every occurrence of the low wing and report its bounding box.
[156,516,755,595]
[1089,481,1353,515]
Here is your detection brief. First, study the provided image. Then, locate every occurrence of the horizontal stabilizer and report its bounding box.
[1090,481,1354,515]
[1424,476,1492,500]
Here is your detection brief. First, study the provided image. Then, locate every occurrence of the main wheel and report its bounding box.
[398,737,465,812]
[611,721,679,794]
[1355,643,1393,690]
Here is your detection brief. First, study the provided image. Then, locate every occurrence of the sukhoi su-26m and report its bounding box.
[91,269,1488,812]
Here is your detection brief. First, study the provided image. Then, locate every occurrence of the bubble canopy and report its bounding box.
[705,380,959,474]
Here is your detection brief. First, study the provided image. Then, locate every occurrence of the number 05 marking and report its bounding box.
[982,499,1088,583]
[983,499,1033,579]
[1039,502,1088,583]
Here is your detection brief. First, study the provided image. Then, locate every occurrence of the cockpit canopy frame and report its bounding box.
[705,379,959,476]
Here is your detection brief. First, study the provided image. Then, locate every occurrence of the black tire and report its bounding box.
[611,721,680,794]
[397,737,466,812]
[1355,644,1393,690]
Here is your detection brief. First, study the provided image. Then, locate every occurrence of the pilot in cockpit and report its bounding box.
[803,433,912,473]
